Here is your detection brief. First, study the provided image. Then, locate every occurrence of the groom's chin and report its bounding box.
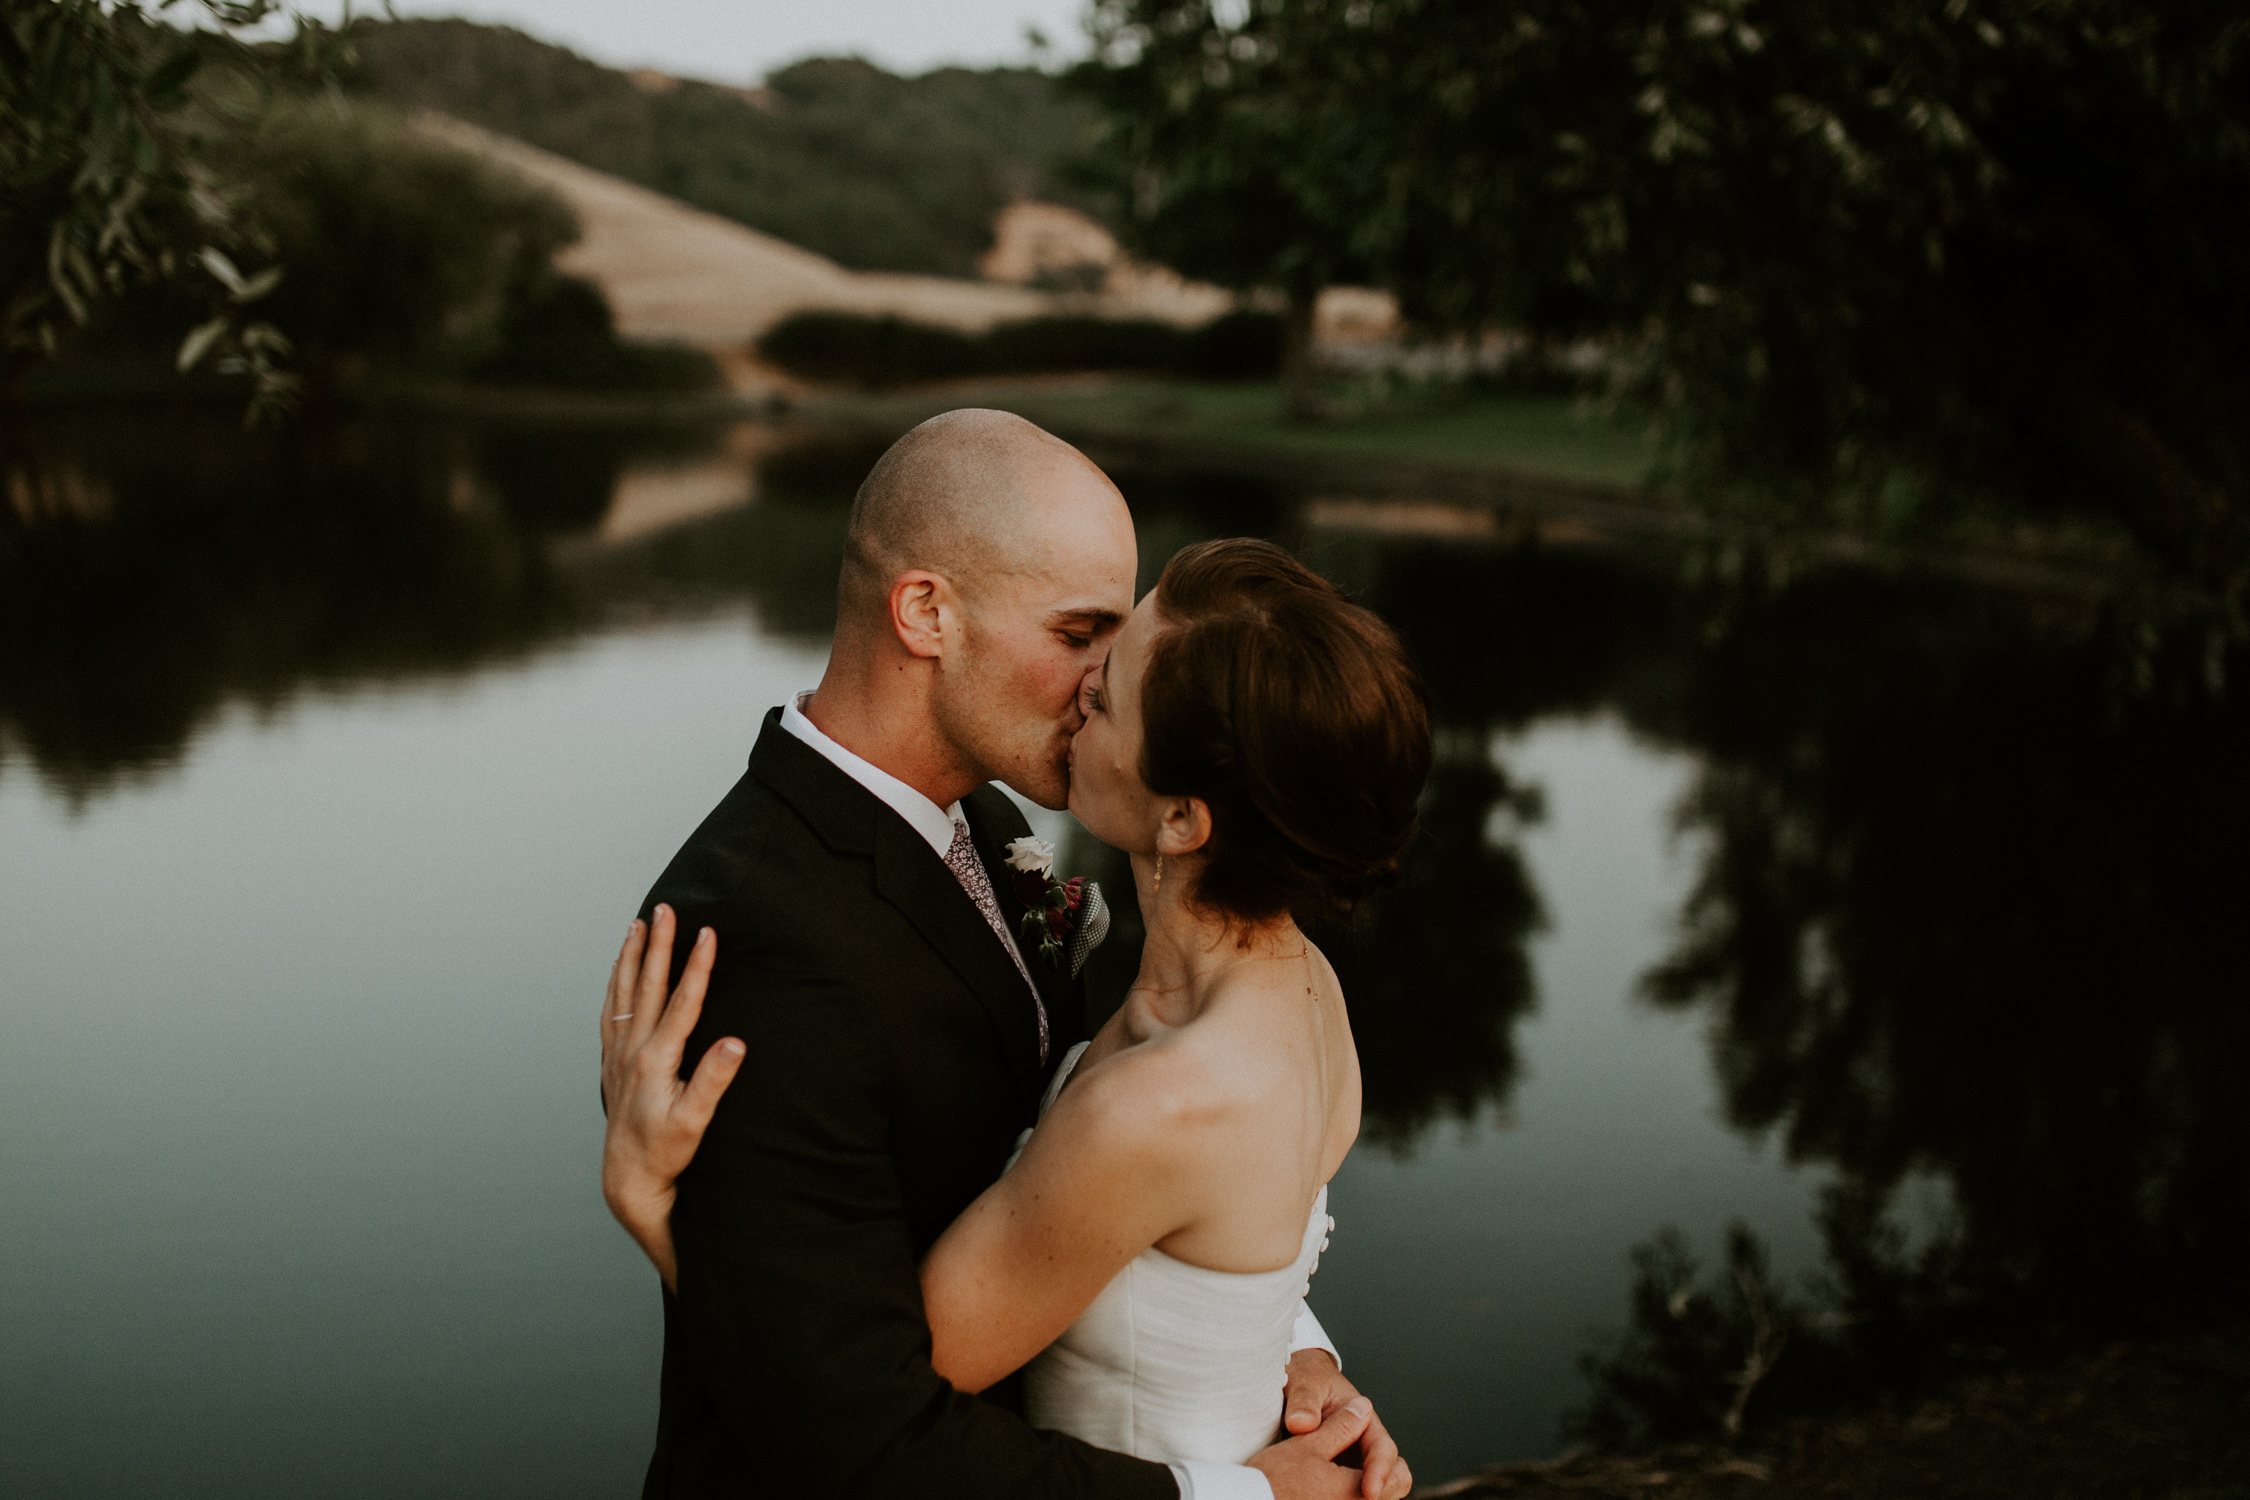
[1007,763,1071,812]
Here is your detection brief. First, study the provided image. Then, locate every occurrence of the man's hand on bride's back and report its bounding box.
[1250,1396,1413,1500]
[1276,1350,1409,1500]
[598,905,743,1289]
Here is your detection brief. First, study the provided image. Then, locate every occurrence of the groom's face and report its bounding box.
[932,459,1136,809]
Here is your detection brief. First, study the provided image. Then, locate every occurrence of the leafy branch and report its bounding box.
[1,0,346,417]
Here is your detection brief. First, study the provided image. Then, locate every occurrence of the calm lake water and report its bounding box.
[3,409,2244,1495]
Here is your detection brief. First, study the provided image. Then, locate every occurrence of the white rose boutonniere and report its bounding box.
[1003,837,1056,878]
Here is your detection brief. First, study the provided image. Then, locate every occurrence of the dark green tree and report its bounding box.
[0,0,332,407]
[1075,1,2250,585]
[1364,0,2250,583]
[1071,0,1388,417]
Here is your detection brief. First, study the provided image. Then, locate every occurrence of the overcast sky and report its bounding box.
[317,0,1093,84]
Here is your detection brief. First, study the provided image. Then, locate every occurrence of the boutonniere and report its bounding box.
[1004,836,1089,970]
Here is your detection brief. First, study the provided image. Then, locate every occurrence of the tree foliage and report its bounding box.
[1071,0,1389,411]
[0,0,332,407]
[13,66,712,398]
[1076,1,2250,584]
[1070,4,1377,291]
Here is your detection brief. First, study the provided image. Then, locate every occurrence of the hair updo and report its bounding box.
[1139,538,1431,925]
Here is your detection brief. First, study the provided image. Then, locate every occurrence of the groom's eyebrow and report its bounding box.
[1046,606,1127,630]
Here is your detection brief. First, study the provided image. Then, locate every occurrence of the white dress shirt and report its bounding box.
[777,695,1342,1500]
[780,693,962,856]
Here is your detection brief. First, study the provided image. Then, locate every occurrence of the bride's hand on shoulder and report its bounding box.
[598,904,744,1289]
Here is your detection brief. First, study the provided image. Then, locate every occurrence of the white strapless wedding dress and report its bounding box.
[1007,1042,1335,1465]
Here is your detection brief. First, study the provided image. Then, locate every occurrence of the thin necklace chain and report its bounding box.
[1128,943,1319,1002]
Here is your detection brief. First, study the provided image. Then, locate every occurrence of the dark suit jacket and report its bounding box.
[637,710,1177,1500]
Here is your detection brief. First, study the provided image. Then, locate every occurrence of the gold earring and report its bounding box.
[1153,853,1164,897]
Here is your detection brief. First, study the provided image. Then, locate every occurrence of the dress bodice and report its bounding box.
[1008,1042,1336,1465]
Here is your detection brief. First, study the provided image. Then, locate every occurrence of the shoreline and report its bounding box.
[9,374,2140,602]
[1422,1324,2249,1499]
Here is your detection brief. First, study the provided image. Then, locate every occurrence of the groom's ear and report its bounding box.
[1155,796,1212,858]
[888,570,951,659]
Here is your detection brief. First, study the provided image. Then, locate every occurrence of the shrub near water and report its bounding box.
[756,308,1280,386]
[757,314,980,385]
[472,272,718,393]
[226,104,573,376]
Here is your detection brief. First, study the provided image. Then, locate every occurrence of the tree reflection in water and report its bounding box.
[1,412,579,804]
[1583,569,2250,1440]
[0,412,846,803]
[1321,742,1544,1152]
[1315,535,1706,1150]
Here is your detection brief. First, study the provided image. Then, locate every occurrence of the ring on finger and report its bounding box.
[609,1012,635,1021]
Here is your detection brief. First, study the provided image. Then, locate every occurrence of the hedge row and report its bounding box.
[755,309,1282,386]
[473,273,720,393]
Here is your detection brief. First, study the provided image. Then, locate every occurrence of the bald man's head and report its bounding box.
[820,408,1138,809]
[838,409,1107,625]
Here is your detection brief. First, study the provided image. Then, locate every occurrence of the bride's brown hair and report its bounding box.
[1139,539,1431,924]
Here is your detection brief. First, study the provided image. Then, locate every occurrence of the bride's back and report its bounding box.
[1022,931,1365,1466]
[1070,934,1360,1276]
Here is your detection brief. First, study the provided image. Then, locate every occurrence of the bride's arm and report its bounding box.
[599,920,1202,1392]
[919,1046,1209,1393]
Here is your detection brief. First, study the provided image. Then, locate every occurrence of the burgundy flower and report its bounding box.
[1010,858,1090,970]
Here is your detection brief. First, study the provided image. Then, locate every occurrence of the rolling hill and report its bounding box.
[341,19,1107,280]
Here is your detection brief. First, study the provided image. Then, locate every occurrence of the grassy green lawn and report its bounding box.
[801,378,1659,491]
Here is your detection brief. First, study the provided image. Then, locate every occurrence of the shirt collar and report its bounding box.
[779,692,964,859]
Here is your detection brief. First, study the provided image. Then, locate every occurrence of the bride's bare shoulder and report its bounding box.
[1047,1015,1270,1153]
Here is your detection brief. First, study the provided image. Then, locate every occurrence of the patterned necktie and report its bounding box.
[943,819,1049,1063]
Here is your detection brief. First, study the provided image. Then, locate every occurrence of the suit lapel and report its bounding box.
[872,816,1046,1100]
[747,710,876,856]
[749,709,1047,1101]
